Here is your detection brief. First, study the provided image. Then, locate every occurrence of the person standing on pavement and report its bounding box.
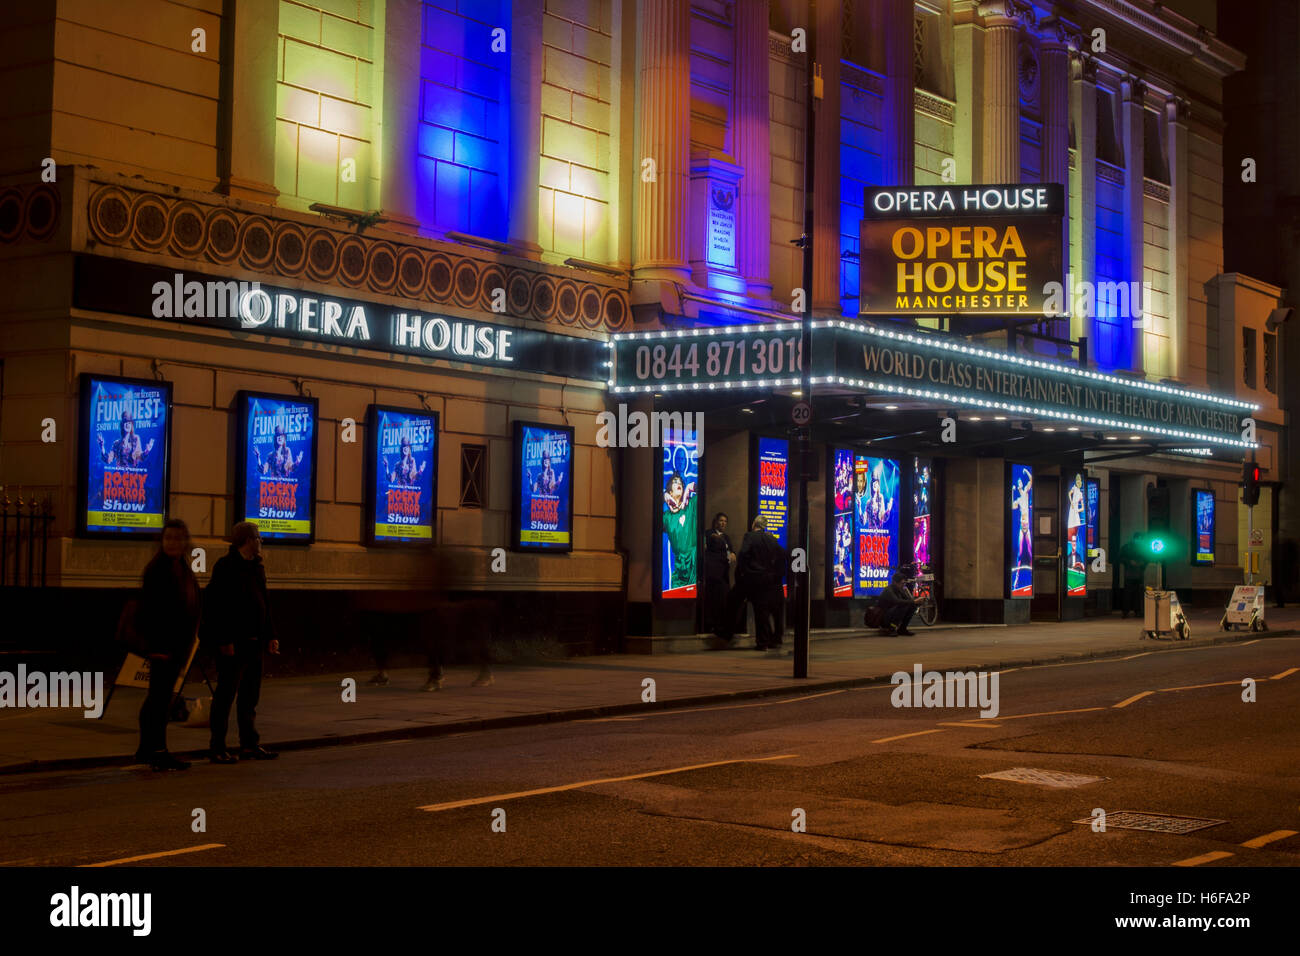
[736,516,787,649]
[703,512,736,637]
[202,522,280,763]
[1118,532,1146,619]
[877,570,922,636]
[134,518,201,771]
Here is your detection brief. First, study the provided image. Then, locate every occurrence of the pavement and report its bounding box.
[2,605,1295,775]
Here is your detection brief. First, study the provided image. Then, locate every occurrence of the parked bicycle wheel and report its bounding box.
[918,599,938,627]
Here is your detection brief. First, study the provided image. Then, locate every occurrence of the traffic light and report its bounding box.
[1243,459,1261,506]
[1145,484,1176,561]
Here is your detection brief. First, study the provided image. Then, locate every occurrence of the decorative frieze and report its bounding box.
[0,184,60,244]
[914,89,955,122]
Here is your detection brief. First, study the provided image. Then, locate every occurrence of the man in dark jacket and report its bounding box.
[878,571,922,636]
[135,518,201,770]
[703,512,736,638]
[203,522,280,763]
[736,516,787,649]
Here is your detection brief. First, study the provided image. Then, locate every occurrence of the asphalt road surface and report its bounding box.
[2,635,1298,867]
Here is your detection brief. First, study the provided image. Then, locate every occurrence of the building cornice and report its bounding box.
[1076,0,1246,78]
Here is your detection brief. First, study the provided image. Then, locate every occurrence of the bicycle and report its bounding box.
[900,562,939,626]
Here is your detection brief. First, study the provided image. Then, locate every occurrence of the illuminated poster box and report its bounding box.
[236,391,319,543]
[365,405,438,547]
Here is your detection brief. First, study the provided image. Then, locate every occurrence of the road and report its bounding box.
[1,635,1297,867]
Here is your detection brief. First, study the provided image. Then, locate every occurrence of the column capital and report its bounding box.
[1070,50,1098,84]
[1122,74,1148,104]
[1165,95,1191,123]
[978,0,1035,28]
[1035,15,1081,51]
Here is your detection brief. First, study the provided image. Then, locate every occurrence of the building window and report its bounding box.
[460,443,487,508]
[1144,109,1169,184]
[1264,331,1277,393]
[1243,327,1257,390]
[1095,87,1122,166]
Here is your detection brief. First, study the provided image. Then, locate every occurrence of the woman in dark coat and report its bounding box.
[135,518,201,770]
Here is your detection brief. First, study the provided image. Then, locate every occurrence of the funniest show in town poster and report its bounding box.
[82,376,169,534]
[1086,477,1100,557]
[517,423,572,550]
[913,457,932,567]
[241,393,316,540]
[1009,464,1034,597]
[757,437,789,592]
[854,455,899,596]
[371,408,436,543]
[1065,472,1087,596]
[831,448,854,598]
[1194,488,1216,566]
[660,427,700,599]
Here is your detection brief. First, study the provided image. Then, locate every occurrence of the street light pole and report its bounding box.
[793,1,818,680]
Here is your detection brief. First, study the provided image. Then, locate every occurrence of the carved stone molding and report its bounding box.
[841,62,884,97]
[915,89,956,122]
[85,182,630,332]
[1144,178,1170,203]
[0,183,60,245]
[1097,160,1125,186]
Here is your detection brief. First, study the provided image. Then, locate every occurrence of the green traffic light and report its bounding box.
[1148,538,1166,555]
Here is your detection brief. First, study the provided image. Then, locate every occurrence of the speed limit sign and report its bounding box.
[791,401,812,426]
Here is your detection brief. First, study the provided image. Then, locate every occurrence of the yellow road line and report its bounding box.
[1240,829,1297,849]
[80,844,225,868]
[416,754,800,812]
[937,721,1002,728]
[1269,667,1298,680]
[1172,851,1234,867]
[1159,680,1247,692]
[993,707,1106,721]
[871,729,946,744]
[1113,691,1154,708]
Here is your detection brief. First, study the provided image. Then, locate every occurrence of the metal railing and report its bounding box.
[0,489,53,588]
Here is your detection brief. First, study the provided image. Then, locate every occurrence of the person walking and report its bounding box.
[203,522,281,763]
[134,518,201,771]
[1118,532,1146,619]
[877,570,922,636]
[703,512,736,637]
[736,516,787,649]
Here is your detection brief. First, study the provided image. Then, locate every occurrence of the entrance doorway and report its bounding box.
[1032,472,1061,621]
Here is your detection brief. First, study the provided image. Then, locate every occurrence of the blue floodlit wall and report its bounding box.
[417,0,508,239]
[840,71,886,315]
[1094,165,1131,371]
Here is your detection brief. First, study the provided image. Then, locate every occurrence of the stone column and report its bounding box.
[1166,96,1191,382]
[1037,17,1074,337]
[632,0,691,283]
[953,0,985,183]
[1122,76,1147,374]
[1069,51,1097,356]
[978,0,1033,184]
[507,0,545,257]
[734,0,772,299]
[812,0,841,311]
[377,0,422,233]
[216,0,279,203]
[882,0,914,187]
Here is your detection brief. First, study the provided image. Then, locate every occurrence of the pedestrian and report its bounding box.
[703,512,736,638]
[877,570,922,636]
[202,522,281,763]
[735,516,787,649]
[134,518,201,771]
[1118,532,1146,619]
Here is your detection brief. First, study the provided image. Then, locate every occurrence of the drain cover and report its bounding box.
[980,767,1106,789]
[1071,811,1226,834]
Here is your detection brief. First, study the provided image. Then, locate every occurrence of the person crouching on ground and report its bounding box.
[878,570,923,636]
[202,521,280,763]
[134,518,201,771]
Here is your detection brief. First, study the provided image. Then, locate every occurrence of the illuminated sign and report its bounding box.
[829,448,855,598]
[513,422,574,552]
[77,375,172,538]
[366,406,437,546]
[237,392,318,542]
[1009,464,1033,598]
[855,455,899,596]
[1085,478,1100,557]
[1193,489,1215,566]
[914,458,933,568]
[859,184,1064,317]
[1065,471,1087,597]
[660,426,701,599]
